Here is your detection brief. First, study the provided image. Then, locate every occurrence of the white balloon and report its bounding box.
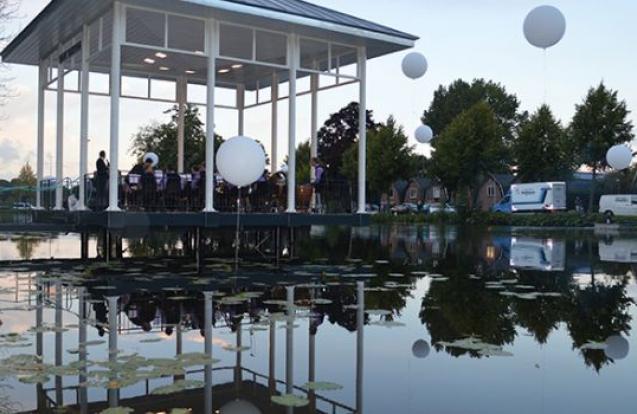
[604,335,629,360]
[402,52,428,80]
[216,136,266,187]
[143,152,159,167]
[412,339,430,359]
[606,144,633,170]
[415,125,434,144]
[523,5,566,49]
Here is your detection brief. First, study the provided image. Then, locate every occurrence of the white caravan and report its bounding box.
[510,237,566,271]
[599,238,637,263]
[599,195,637,217]
[510,182,567,213]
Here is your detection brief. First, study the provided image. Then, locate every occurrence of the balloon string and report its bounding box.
[543,48,548,105]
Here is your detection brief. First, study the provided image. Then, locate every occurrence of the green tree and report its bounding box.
[129,105,223,171]
[318,102,379,174]
[429,102,508,209]
[295,140,311,185]
[514,105,574,182]
[571,83,634,211]
[422,79,523,147]
[16,162,36,187]
[341,116,419,201]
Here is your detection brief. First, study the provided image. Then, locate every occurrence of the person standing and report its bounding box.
[310,158,326,214]
[95,151,109,209]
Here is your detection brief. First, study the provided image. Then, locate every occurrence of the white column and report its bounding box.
[36,62,46,209]
[107,296,119,407]
[79,25,90,210]
[271,73,279,173]
[357,47,368,214]
[108,2,123,211]
[237,83,245,136]
[310,73,319,181]
[285,286,295,394]
[356,281,365,414]
[55,48,65,210]
[204,19,218,212]
[176,77,187,173]
[287,35,298,213]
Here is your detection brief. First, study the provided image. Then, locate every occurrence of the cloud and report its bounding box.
[0,139,19,163]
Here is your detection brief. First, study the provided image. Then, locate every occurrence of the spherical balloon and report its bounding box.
[216,136,266,187]
[415,125,434,144]
[402,52,428,80]
[143,152,159,167]
[220,399,262,414]
[606,144,633,170]
[604,335,629,360]
[523,5,566,49]
[412,339,431,359]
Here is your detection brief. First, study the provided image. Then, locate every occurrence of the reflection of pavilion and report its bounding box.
[30,279,366,414]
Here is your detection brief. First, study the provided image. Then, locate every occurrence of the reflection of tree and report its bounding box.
[14,236,43,260]
[566,278,633,371]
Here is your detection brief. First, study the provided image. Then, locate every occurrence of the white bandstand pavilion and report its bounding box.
[1,0,417,214]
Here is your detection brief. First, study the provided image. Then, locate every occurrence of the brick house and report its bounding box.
[404,177,445,205]
[475,174,515,211]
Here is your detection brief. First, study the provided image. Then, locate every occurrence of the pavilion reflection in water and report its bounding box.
[28,277,366,414]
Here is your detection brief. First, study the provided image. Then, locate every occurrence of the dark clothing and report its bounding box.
[95,157,109,208]
[96,158,109,176]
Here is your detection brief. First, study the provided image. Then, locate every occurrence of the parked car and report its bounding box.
[12,202,34,210]
[491,194,512,213]
[391,203,420,214]
[365,204,380,214]
[599,195,637,219]
[428,203,457,214]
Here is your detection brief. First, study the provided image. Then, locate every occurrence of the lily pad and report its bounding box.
[271,394,310,407]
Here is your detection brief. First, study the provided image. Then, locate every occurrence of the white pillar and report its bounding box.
[357,47,367,214]
[55,48,65,210]
[176,77,187,173]
[107,296,119,407]
[356,281,365,414]
[204,19,218,212]
[287,35,298,213]
[271,73,279,173]
[36,62,46,209]
[285,286,295,394]
[237,83,245,136]
[79,25,90,210]
[108,2,123,212]
[310,73,319,181]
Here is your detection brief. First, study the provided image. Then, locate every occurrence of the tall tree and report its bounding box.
[295,140,311,185]
[317,102,379,174]
[429,102,508,209]
[16,162,36,187]
[129,105,223,171]
[341,116,419,201]
[422,79,523,146]
[514,105,574,182]
[571,83,634,211]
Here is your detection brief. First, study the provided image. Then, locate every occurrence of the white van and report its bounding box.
[599,195,637,217]
[510,237,566,271]
[510,182,567,213]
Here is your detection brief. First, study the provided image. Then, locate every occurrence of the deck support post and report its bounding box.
[271,73,279,173]
[55,46,65,211]
[287,35,298,213]
[36,61,46,209]
[107,296,119,407]
[203,291,214,414]
[356,281,365,414]
[357,47,368,214]
[78,24,90,210]
[177,77,187,173]
[204,19,218,212]
[108,2,123,212]
[237,83,245,136]
[285,286,295,394]
[310,73,319,179]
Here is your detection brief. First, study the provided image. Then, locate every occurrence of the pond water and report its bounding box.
[0,225,635,414]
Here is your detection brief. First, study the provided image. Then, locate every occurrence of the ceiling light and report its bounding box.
[144,58,156,64]
[218,68,231,74]
[155,52,168,59]
[231,64,243,69]
[159,66,170,71]
[185,70,196,75]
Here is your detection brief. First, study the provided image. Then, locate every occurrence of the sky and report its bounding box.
[0,0,636,180]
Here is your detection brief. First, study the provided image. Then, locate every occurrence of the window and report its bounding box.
[300,38,329,71]
[167,15,205,53]
[256,30,287,65]
[126,8,165,47]
[219,24,253,60]
[410,189,418,200]
[487,184,496,197]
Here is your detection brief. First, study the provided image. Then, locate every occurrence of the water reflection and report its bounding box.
[0,225,635,413]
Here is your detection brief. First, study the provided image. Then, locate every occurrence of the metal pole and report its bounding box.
[204,292,214,414]
[177,77,187,173]
[55,47,65,211]
[108,2,123,211]
[310,73,319,181]
[79,24,90,210]
[107,296,119,407]
[268,318,276,391]
[78,288,88,414]
[286,35,298,213]
[36,61,46,209]
[271,73,279,173]
[237,83,245,136]
[55,282,63,405]
[356,281,365,414]
[357,47,367,214]
[204,19,218,212]
[286,286,295,394]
